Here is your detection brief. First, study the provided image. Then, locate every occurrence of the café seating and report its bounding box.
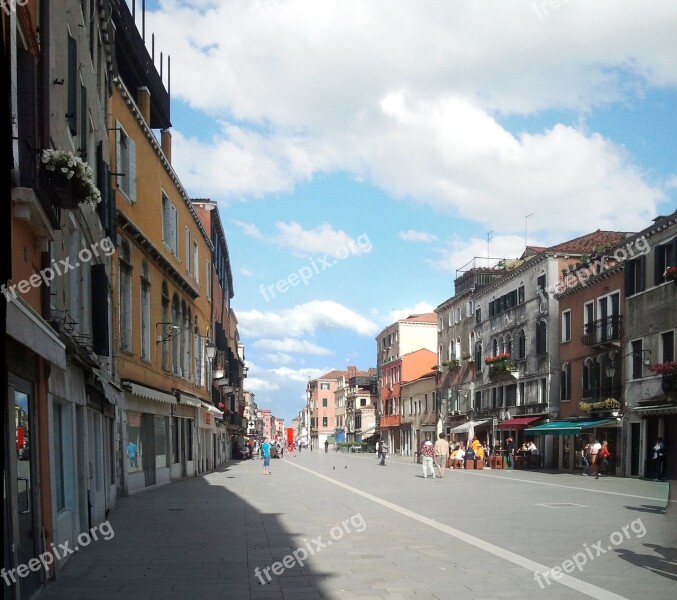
[475,458,484,470]
[465,459,475,470]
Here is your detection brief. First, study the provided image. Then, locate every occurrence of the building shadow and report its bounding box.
[37,460,331,599]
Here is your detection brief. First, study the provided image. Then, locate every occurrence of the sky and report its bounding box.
[134,0,677,424]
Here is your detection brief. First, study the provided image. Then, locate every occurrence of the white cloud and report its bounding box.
[245,377,280,392]
[240,267,254,277]
[385,302,436,324]
[262,353,295,366]
[237,301,379,338]
[254,338,332,356]
[399,230,438,243]
[273,222,372,257]
[232,220,263,238]
[269,366,326,384]
[429,234,543,275]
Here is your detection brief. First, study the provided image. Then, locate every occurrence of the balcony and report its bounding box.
[380,414,401,428]
[582,316,623,347]
[582,386,622,403]
[663,373,677,394]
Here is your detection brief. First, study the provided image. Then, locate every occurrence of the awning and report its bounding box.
[124,382,176,404]
[497,416,542,430]
[6,296,67,371]
[177,393,202,408]
[633,404,677,416]
[92,368,124,407]
[199,400,223,417]
[335,429,346,442]
[449,420,489,434]
[525,419,618,436]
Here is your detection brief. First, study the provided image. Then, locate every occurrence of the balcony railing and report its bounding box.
[581,386,622,402]
[582,316,623,346]
[663,373,677,394]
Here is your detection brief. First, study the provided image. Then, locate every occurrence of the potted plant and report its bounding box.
[650,361,677,393]
[42,149,102,207]
[461,351,472,361]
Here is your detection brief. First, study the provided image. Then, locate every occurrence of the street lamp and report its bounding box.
[205,341,217,361]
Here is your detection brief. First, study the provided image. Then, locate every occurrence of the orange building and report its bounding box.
[110,23,217,491]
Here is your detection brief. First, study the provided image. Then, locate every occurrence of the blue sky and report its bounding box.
[137,0,677,423]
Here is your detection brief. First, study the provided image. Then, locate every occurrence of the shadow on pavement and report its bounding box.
[37,460,329,600]
[614,545,677,583]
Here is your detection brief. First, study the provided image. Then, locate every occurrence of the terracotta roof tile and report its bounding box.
[402,313,438,323]
[545,230,629,254]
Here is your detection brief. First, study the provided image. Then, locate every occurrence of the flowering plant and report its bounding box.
[649,361,677,375]
[42,149,102,205]
[485,352,511,365]
[664,266,677,281]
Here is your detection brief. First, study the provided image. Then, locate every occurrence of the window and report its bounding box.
[535,321,547,355]
[206,260,212,301]
[154,416,169,468]
[194,320,205,387]
[162,194,178,256]
[80,84,87,158]
[161,282,170,370]
[475,307,481,323]
[654,239,677,286]
[322,398,327,408]
[119,242,133,352]
[625,256,645,296]
[631,340,644,379]
[172,295,181,375]
[126,412,142,473]
[140,262,151,360]
[474,342,483,370]
[518,284,525,305]
[584,302,594,334]
[53,403,66,511]
[517,329,526,360]
[115,121,136,201]
[562,310,571,342]
[320,383,330,390]
[537,273,547,296]
[193,240,199,284]
[560,364,571,401]
[185,228,192,274]
[322,417,328,427]
[67,35,77,135]
[661,331,675,363]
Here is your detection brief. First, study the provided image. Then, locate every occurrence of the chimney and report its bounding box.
[161,129,172,163]
[137,87,151,125]
[347,365,357,377]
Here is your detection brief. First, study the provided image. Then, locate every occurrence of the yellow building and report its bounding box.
[110,74,217,492]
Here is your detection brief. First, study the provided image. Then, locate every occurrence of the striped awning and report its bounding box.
[124,382,176,404]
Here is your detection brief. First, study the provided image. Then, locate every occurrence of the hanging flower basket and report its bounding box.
[42,149,102,207]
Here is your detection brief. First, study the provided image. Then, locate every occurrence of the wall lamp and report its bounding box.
[605,350,652,379]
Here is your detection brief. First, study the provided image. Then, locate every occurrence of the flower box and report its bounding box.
[42,149,101,207]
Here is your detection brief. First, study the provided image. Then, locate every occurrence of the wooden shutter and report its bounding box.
[91,264,110,356]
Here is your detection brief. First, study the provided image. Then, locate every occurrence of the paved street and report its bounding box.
[39,451,676,600]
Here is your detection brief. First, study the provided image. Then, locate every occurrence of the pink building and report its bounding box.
[261,409,273,440]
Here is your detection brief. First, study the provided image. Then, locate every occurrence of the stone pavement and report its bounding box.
[36,450,676,600]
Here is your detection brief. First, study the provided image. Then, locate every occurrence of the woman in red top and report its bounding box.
[596,441,611,479]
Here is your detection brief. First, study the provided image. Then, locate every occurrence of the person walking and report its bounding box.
[596,441,611,479]
[261,436,271,475]
[505,437,516,470]
[653,437,666,480]
[420,438,436,478]
[434,433,451,478]
[590,439,601,477]
[324,439,329,453]
[582,443,592,476]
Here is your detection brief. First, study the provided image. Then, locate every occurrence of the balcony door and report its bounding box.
[598,292,620,342]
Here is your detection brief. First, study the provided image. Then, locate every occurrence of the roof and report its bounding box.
[545,230,629,254]
[316,368,370,381]
[402,313,438,323]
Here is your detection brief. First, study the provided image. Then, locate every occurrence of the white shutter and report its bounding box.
[169,203,177,255]
[128,138,137,201]
[185,228,191,272]
[194,242,199,284]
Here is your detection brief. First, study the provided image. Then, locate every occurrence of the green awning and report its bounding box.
[524,419,618,436]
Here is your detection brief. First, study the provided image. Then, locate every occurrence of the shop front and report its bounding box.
[525,418,621,473]
[122,382,175,494]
